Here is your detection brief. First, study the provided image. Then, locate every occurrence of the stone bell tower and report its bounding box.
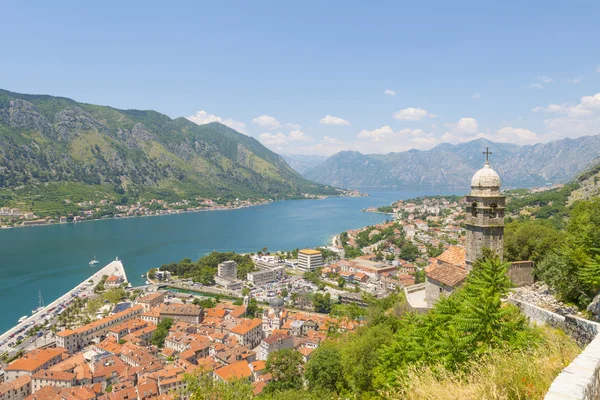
[465,147,505,270]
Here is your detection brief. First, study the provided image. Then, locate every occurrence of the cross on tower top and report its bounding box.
[483,146,492,162]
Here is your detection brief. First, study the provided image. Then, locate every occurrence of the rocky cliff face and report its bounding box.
[0,89,335,199]
[305,137,600,189]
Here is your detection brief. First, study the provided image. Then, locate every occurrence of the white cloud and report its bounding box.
[492,127,538,144]
[384,89,396,96]
[258,130,311,150]
[472,93,481,100]
[392,107,434,121]
[252,115,281,129]
[532,92,600,139]
[528,83,544,89]
[569,76,584,84]
[288,130,310,141]
[357,126,395,142]
[533,93,600,118]
[357,126,434,143]
[448,117,479,133]
[259,132,287,147]
[319,115,350,126]
[284,123,301,130]
[537,76,554,83]
[186,110,247,134]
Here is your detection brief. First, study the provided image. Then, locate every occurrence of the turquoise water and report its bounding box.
[0,188,464,332]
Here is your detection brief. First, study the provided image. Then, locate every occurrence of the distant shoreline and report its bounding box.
[0,193,367,232]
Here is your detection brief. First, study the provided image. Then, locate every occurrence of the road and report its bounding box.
[0,259,128,357]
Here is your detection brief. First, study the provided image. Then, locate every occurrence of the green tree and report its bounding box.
[242,287,251,296]
[313,292,331,313]
[181,370,253,400]
[337,277,346,288]
[504,220,563,263]
[304,343,346,394]
[265,349,304,393]
[246,297,259,317]
[151,318,173,347]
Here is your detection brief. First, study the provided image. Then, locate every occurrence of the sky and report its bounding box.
[1,1,600,156]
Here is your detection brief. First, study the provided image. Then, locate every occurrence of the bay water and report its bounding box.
[0,188,464,332]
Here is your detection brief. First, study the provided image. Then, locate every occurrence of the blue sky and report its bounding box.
[1,1,600,155]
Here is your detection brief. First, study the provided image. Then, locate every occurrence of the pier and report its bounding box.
[0,259,128,356]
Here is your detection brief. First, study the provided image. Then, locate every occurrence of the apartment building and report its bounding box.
[297,249,323,272]
[55,306,143,353]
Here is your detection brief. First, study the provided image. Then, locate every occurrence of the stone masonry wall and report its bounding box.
[508,298,600,399]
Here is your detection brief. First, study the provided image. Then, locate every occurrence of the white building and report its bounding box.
[297,249,323,272]
[247,267,285,286]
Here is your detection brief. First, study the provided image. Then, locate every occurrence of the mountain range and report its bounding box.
[0,89,338,205]
[281,154,327,175]
[304,137,600,189]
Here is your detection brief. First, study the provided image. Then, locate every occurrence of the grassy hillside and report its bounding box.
[0,89,339,216]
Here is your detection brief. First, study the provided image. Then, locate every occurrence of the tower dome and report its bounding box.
[269,297,284,308]
[471,161,500,189]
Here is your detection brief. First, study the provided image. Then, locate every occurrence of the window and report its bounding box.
[471,202,478,217]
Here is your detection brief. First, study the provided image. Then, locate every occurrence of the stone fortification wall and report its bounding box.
[509,298,598,346]
[507,261,534,287]
[508,298,600,399]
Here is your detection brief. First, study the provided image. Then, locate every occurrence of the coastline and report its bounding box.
[1,192,368,232]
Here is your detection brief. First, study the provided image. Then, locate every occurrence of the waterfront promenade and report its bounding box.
[0,259,128,355]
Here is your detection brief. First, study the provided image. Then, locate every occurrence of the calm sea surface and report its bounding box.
[0,188,464,332]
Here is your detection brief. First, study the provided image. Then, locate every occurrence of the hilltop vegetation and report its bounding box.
[0,89,339,216]
[504,161,600,309]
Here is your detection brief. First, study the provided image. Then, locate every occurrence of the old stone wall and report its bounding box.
[508,298,600,399]
[507,261,535,287]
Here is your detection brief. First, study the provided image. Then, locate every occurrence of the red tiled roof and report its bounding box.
[436,246,466,268]
[214,360,252,382]
[426,262,468,287]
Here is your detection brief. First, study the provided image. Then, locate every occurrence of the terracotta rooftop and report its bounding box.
[262,332,292,345]
[214,360,252,382]
[32,370,75,381]
[160,303,202,316]
[0,375,31,393]
[436,246,466,268]
[5,347,66,372]
[426,262,468,287]
[25,385,61,400]
[230,318,262,335]
[137,292,165,303]
[57,305,143,337]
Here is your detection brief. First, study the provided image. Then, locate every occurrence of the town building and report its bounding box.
[247,267,285,286]
[229,319,263,348]
[31,371,76,393]
[0,375,31,400]
[258,332,293,360]
[214,276,243,291]
[55,306,143,353]
[217,261,238,278]
[136,292,166,311]
[262,298,286,335]
[297,249,323,272]
[4,348,67,382]
[159,304,204,324]
[214,360,252,383]
[424,246,468,307]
